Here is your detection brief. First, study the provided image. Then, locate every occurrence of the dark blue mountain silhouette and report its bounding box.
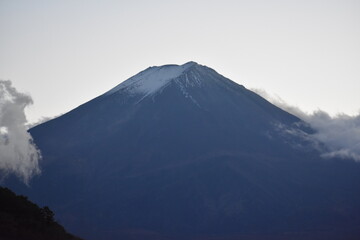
[6,62,360,240]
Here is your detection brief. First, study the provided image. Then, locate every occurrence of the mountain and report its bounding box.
[0,186,83,240]
[6,62,360,240]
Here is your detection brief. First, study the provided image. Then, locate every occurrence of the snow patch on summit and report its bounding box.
[106,62,197,96]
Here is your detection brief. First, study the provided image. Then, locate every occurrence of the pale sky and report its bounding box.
[1,0,359,123]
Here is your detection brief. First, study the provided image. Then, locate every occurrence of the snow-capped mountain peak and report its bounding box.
[106,61,198,96]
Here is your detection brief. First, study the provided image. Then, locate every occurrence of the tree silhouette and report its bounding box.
[40,206,55,223]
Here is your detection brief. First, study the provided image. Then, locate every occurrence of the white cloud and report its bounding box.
[0,80,41,184]
[26,115,61,129]
[253,88,360,161]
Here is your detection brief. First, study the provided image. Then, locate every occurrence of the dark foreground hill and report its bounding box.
[0,187,83,240]
[6,62,360,240]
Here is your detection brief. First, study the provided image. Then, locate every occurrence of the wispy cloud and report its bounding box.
[0,80,41,184]
[253,88,360,161]
[26,115,61,129]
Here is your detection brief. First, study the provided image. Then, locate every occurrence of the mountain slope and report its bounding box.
[6,62,360,240]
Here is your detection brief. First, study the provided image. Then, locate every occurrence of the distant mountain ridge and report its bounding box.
[0,187,83,240]
[6,62,360,240]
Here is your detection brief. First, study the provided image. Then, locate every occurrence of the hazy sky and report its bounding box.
[0,0,359,123]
